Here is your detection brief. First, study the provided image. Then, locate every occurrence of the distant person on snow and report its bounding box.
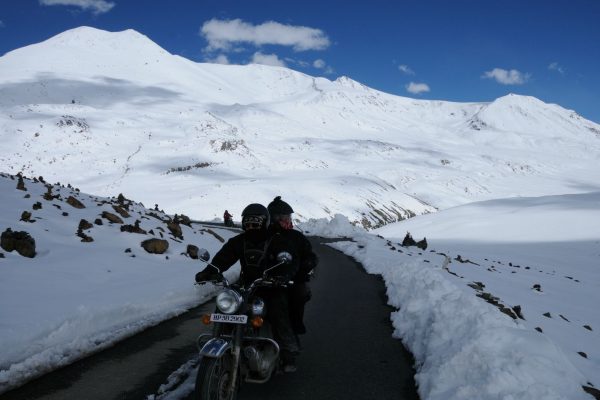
[223,209,233,227]
[266,196,318,337]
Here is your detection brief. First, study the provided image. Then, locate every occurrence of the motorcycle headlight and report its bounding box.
[216,289,242,314]
[251,298,265,316]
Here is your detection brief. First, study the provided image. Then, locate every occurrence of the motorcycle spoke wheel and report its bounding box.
[195,356,237,400]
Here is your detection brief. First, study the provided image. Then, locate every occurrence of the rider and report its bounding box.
[195,203,301,372]
[223,209,233,226]
[266,196,318,336]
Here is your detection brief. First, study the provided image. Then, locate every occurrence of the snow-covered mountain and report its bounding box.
[1,26,600,226]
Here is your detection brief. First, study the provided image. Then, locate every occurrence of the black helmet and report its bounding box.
[241,203,269,231]
[267,196,293,218]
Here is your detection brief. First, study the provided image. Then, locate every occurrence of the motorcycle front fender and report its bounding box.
[199,337,231,358]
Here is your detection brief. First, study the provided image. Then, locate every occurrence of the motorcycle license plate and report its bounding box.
[210,313,248,324]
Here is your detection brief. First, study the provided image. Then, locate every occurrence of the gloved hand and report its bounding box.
[267,273,292,286]
[195,267,220,283]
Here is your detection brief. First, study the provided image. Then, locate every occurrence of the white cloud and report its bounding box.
[250,52,286,67]
[313,59,326,69]
[200,19,330,52]
[482,68,530,85]
[312,59,334,74]
[406,82,430,94]
[39,0,115,14]
[548,62,565,75]
[398,64,415,75]
[205,54,230,65]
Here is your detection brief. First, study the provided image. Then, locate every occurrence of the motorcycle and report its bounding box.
[194,249,293,400]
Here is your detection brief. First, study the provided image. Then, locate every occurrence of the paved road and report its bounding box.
[1,237,419,400]
[238,238,419,400]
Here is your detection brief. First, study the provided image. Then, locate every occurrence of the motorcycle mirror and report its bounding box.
[276,251,292,264]
[198,248,211,262]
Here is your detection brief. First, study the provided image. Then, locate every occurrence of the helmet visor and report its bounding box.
[243,215,266,230]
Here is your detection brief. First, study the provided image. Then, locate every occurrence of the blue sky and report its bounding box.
[1,0,599,122]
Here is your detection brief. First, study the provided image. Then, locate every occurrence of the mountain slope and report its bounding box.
[1,27,599,226]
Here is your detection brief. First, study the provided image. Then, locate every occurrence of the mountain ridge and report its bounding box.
[1,27,599,227]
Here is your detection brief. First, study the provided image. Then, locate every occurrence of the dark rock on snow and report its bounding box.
[141,238,169,254]
[1,228,36,258]
[102,211,124,224]
[120,220,147,234]
[186,244,199,259]
[67,196,85,209]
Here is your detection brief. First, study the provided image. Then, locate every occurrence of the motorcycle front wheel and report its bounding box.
[194,355,238,400]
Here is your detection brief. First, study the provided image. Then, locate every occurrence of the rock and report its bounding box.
[125,248,132,253]
[43,186,55,201]
[94,218,103,225]
[67,196,85,209]
[0,252,4,258]
[535,327,543,333]
[141,239,169,254]
[468,281,485,291]
[512,305,524,320]
[499,307,518,319]
[174,214,192,227]
[532,284,542,291]
[79,234,94,243]
[416,237,428,250]
[1,228,36,258]
[167,221,183,239]
[583,325,593,331]
[543,312,552,318]
[112,205,130,218]
[16,175,27,191]
[120,220,147,234]
[62,212,69,217]
[577,351,588,359]
[24,194,31,199]
[186,244,199,259]
[101,211,123,224]
[402,232,417,247]
[32,202,42,210]
[78,219,94,230]
[20,211,32,222]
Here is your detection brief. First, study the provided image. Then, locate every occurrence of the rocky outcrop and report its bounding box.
[102,211,124,224]
[16,175,27,191]
[141,238,169,254]
[1,228,36,258]
[112,205,130,218]
[401,232,427,250]
[78,219,94,230]
[43,186,58,201]
[67,196,85,209]
[121,220,147,234]
[167,221,183,239]
[174,214,192,227]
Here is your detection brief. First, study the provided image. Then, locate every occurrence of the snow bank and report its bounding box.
[307,213,595,400]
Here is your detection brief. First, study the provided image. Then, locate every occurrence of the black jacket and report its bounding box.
[211,228,315,285]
